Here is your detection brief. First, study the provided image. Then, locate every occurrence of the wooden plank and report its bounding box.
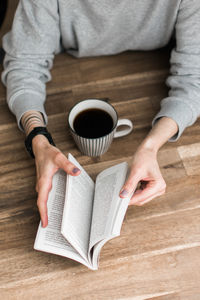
[1,246,200,299]
[177,142,200,176]
[0,78,168,123]
[47,49,170,95]
[1,189,200,279]
[0,49,170,102]
[1,146,199,221]
[78,49,169,82]
[1,105,199,182]
[146,290,200,300]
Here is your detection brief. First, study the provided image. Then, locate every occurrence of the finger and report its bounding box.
[55,153,81,176]
[119,171,141,198]
[129,183,165,205]
[37,177,52,227]
[133,190,165,206]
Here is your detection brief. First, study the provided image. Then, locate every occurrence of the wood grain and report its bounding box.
[177,142,200,176]
[0,1,200,299]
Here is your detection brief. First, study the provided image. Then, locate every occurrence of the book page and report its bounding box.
[89,162,128,251]
[61,154,95,260]
[34,170,89,266]
[91,195,130,267]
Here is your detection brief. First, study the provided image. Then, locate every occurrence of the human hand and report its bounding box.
[32,135,81,227]
[119,116,179,205]
[119,147,166,206]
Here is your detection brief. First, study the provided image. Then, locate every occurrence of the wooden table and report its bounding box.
[1,2,200,299]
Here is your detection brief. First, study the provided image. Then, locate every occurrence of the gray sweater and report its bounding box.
[2,0,200,141]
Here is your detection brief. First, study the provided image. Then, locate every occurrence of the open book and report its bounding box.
[34,153,130,270]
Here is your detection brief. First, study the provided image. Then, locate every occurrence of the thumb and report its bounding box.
[119,171,140,198]
[56,153,81,176]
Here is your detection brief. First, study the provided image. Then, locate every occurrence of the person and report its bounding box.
[1,0,200,228]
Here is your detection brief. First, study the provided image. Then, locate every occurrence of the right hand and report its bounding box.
[32,135,81,228]
[120,146,166,206]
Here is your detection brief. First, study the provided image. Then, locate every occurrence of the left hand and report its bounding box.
[119,146,166,206]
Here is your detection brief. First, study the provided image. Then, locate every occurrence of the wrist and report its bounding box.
[25,127,55,158]
[138,117,178,154]
[32,134,50,147]
[138,136,160,155]
[32,135,50,158]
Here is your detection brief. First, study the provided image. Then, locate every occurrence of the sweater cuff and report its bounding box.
[152,98,194,142]
[10,93,48,131]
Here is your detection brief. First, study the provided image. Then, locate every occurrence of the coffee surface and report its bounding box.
[73,108,114,138]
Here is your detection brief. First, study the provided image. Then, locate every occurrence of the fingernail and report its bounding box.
[120,189,129,197]
[72,167,80,174]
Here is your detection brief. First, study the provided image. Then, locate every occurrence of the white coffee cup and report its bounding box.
[68,99,133,157]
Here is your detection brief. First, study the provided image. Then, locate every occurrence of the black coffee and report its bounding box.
[73,108,114,138]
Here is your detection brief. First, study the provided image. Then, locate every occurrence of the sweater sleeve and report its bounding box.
[1,0,61,130]
[152,0,200,141]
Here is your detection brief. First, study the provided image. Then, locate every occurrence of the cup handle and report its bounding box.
[114,119,133,138]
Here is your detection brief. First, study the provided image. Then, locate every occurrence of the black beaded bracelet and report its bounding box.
[25,127,55,158]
